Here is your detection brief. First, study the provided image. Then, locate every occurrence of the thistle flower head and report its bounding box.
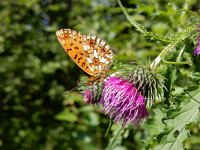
[82,84,102,104]
[100,76,148,126]
[83,89,95,103]
[127,66,164,106]
[80,65,164,126]
[193,24,200,55]
[193,37,200,55]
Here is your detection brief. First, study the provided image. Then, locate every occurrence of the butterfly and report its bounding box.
[56,29,113,85]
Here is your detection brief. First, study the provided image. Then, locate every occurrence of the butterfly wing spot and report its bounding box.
[74,54,77,60]
[105,45,110,49]
[93,58,99,65]
[93,50,98,58]
[90,41,94,45]
[77,57,82,63]
[74,46,79,49]
[61,39,66,45]
[83,45,91,51]
[100,57,107,63]
[106,53,113,59]
[86,57,93,64]
[82,62,86,67]
[67,48,72,52]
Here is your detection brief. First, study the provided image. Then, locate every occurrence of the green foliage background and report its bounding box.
[0,0,200,150]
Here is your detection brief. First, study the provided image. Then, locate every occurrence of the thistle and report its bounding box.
[193,24,200,55]
[126,66,164,106]
[81,65,164,126]
[193,36,200,55]
[82,83,102,104]
[99,76,148,126]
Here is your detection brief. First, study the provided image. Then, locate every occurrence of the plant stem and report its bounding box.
[176,46,185,62]
[150,43,174,69]
[117,0,146,34]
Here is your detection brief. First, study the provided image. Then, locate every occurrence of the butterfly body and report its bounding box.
[56,29,113,84]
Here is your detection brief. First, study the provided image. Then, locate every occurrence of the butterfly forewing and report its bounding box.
[56,29,113,83]
[56,29,94,75]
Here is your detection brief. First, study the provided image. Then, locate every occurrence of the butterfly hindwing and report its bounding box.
[83,35,113,75]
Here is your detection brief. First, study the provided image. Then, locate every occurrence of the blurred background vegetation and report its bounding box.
[0,0,200,150]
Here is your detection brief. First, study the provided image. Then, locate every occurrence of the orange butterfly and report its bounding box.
[56,29,113,85]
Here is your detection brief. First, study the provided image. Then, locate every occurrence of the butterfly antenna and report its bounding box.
[64,82,85,95]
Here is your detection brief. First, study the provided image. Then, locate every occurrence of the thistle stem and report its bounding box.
[176,46,185,62]
[161,46,190,65]
[149,55,162,70]
[150,43,174,70]
[117,0,146,34]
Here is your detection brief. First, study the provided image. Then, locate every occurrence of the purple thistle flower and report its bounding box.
[82,84,102,104]
[99,76,148,126]
[83,89,94,104]
[193,37,200,55]
[193,24,200,55]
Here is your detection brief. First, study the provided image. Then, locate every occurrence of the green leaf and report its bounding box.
[106,125,125,150]
[154,87,200,150]
[55,109,78,122]
[163,65,177,106]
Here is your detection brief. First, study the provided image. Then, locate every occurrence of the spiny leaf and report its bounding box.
[154,87,200,150]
